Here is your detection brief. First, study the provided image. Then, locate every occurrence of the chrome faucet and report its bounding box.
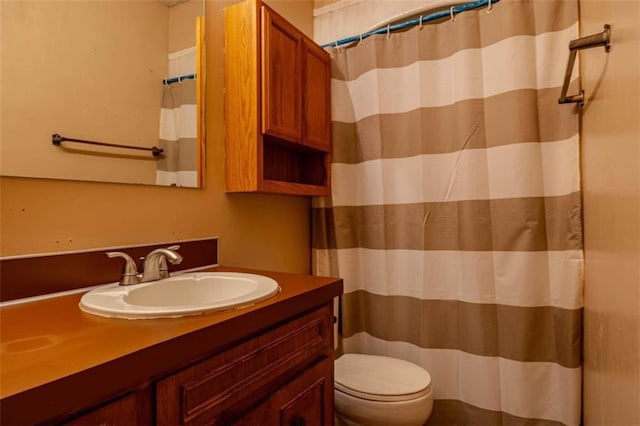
[106,245,183,286]
[141,246,183,282]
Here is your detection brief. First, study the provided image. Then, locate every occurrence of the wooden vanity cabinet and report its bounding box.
[225,0,331,196]
[58,304,334,426]
[0,266,342,426]
[156,304,334,425]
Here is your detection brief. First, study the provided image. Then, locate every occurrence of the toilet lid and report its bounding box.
[334,354,432,402]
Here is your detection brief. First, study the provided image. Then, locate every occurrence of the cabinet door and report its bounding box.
[235,356,334,426]
[302,38,331,152]
[261,6,302,142]
[63,388,153,426]
[276,356,334,426]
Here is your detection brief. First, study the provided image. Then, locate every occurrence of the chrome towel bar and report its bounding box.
[559,24,611,106]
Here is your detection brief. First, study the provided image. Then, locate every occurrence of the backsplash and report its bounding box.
[0,238,218,302]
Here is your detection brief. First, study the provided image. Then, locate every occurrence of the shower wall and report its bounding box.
[580,0,640,425]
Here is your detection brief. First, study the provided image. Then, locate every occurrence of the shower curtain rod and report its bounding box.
[321,0,500,49]
[162,73,196,85]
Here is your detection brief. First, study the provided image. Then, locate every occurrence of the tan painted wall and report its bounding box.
[169,0,204,52]
[0,0,315,275]
[1,1,168,185]
[581,1,640,424]
[314,0,339,10]
[265,0,314,38]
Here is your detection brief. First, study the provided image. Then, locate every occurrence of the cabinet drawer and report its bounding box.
[156,304,333,425]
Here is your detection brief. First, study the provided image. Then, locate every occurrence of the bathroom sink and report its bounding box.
[79,272,280,319]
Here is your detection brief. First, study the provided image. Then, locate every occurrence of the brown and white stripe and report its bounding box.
[156,75,198,187]
[312,1,582,424]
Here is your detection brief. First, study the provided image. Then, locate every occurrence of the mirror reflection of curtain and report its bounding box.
[156,47,197,187]
[156,80,197,187]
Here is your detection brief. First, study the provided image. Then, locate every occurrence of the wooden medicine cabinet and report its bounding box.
[224,0,331,196]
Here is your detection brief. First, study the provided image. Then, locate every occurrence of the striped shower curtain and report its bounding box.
[156,78,198,187]
[312,1,583,424]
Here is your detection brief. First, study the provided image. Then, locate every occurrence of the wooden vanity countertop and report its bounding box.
[0,266,342,424]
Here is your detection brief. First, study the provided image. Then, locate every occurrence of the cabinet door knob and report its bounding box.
[290,415,306,426]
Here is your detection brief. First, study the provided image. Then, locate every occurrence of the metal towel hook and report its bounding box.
[558,24,611,106]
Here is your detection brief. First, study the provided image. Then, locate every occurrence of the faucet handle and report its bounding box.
[106,251,140,286]
[166,245,181,251]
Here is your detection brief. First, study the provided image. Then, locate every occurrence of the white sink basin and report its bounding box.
[79,272,280,319]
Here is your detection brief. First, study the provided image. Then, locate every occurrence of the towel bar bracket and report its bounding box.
[559,24,611,106]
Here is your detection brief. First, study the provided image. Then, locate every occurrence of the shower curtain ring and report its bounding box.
[359,33,364,45]
[419,15,424,30]
[487,0,493,13]
[387,24,391,39]
[450,6,456,22]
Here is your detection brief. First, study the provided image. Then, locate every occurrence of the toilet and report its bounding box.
[334,353,433,426]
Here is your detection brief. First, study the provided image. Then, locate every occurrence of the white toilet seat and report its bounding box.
[334,353,432,402]
[334,354,434,426]
[335,381,431,402]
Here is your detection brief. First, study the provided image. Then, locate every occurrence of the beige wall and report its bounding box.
[581,0,640,424]
[1,1,168,185]
[0,0,315,275]
[169,0,204,52]
[314,0,338,10]
[265,0,314,38]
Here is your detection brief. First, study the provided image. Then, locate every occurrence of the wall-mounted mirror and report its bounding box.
[1,0,205,188]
